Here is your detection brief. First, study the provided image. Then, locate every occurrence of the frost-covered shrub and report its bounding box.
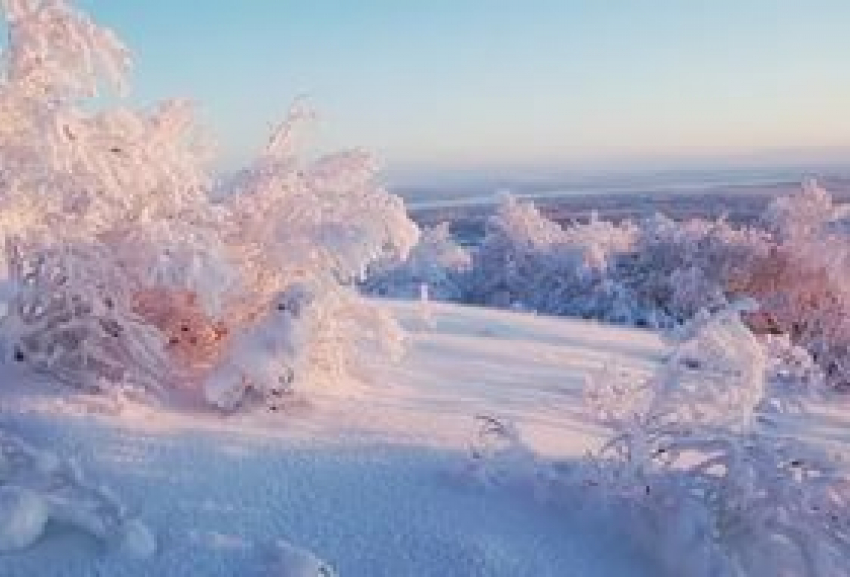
[467,195,638,317]
[748,180,850,388]
[212,105,418,400]
[585,300,769,434]
[0,0,418,405]
[760,334,824,415]
[363,222,471,301]
[474,304,850,576]
[3,237,170,393]
[576,305,850,576]
[619,214,769,327]
[411,184,847,388]
[463,195,767,329]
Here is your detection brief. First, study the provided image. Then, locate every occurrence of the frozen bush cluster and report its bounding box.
[467,197,639,318]
[374,194,770,328]
[618,215,769,327]
[0,0,418,408]
[367,182,850,387]
[472,304,850,577]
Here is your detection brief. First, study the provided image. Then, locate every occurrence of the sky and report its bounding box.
[10,1,850,175]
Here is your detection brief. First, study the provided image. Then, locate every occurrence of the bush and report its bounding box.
[472,304,850,576]
[752,180,850,388]
[369,184,849,388]
[363,222,471,301]
[0,0,418,407]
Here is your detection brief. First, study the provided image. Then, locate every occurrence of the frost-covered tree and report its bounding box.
[0,0,418,406]
[749,180,850,388]
[462,194,768,328]
[467,195,638,316]
[363,222,471,301]
[401,184,846,388]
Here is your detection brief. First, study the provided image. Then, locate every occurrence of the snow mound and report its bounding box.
[0,429,154,558]
[120,519,157,559]
[0,485,48,552]
[271,539,336,577]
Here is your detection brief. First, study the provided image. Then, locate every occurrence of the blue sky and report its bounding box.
[11,2,850,172]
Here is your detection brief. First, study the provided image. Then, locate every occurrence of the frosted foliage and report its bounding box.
[2,0,128,97]
[623,215,768,326]
[223,109,418,306]
[586,307,850,576]
[2,237,170,392]
[476,305,850,576]
[765,179,836,243]
[652,299,766,431]
[0,0,417,400]
[461,195,770,327]
[387,183,847,388]
[756,181,850,389]
[363,222,471,300]
[469,196,638,316]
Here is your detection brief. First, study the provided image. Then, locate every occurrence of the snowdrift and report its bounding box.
[1,300,848,575]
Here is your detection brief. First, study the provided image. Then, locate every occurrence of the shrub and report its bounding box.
[0,0,418,406]
[363,222,471,301]
[473,304,850,576]
[376,184,849,388]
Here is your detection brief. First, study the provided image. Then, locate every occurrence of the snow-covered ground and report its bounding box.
[1,300,843,576]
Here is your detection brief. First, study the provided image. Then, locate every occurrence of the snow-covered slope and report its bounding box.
[0,300,727,576]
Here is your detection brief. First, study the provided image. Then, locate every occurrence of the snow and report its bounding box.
[204,285,314,411]
[119,519,157,560]
[271,539,336,577]
[0,300,666,575]
[1,299,844,575]
[0,486,48,552]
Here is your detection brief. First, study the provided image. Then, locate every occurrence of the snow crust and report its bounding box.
[0,300,668,576]
[0,485,48,552]
[1,300,847,575]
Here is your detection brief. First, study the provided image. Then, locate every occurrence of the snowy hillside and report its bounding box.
[3,299,847,576]
[0,300,678,577]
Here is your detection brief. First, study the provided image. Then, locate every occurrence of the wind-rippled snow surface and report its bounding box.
[0,300,675,576]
